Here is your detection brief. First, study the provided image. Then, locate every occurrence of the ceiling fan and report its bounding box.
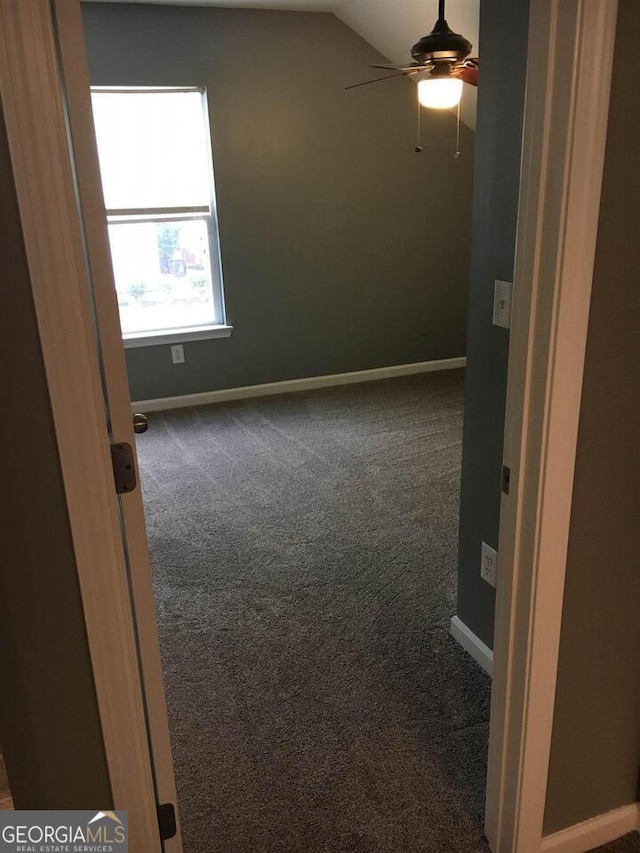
[346,0,478,110]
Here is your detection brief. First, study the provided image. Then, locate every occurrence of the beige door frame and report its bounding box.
[486,1,617,850]
[0,0,617,851]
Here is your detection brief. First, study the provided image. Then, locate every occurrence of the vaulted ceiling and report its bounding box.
[84,0,480,127]
[333,1,479,129]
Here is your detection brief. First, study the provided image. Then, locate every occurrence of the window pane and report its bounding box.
[108,219,217,335]
[92,90,211,210]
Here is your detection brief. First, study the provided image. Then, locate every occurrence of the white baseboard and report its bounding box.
[131,357,466,412]
[449,615,494,676]
[541,804,640,853]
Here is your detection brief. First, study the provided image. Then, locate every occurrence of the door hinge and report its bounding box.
[110,442,137,494]
[157,802,177,841]
[501,464,511,495]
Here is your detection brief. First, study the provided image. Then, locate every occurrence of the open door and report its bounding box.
[0,1,182,848]
[51,3,183,850]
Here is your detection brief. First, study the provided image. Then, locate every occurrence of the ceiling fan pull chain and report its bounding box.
[454,98,462,159]
[415,98,423,153]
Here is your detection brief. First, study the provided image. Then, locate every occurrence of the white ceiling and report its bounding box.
[336,1,479,64]
[84,0,480,127]
[334,1,479,129]
[86,0,479,55]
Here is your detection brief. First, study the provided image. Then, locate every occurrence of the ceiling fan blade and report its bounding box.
[345,73,406,91]
[370,63,425,72]
[459,57,479,86]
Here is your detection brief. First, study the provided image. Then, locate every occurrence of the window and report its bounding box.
[91,87,230,346]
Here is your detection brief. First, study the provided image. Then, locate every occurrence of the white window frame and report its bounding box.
[91,85,232,348]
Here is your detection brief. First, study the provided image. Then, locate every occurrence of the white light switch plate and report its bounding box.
[493,279,513,329]
[481,541,498,588]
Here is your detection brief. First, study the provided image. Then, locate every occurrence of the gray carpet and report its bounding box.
[137,369,629,853]
[592,834,640,853]
[139,370,492,852]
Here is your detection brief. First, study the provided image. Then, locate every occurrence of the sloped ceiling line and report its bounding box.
[83,0,480,128]
[335,1,480,130]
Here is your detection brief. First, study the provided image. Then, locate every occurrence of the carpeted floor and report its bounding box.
[138,370,493,852]
[136,370,637,853]
[592,835,640,853]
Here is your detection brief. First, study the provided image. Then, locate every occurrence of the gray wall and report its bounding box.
[544,0,640,833]
[0,105,112,809]
[81,3,474,402]
[455,0,529,648]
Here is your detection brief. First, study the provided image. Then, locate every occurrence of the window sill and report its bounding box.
[123,324,233,349]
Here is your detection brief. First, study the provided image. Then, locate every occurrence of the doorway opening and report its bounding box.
[0,0,622,848]
[80,2,499,850]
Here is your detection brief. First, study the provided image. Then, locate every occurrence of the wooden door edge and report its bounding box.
[0,2,163,847]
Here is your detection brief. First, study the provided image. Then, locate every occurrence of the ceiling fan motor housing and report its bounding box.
[411,18,472,65]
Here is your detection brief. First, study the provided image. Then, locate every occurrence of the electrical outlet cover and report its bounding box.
[171,344,185,364]
[481,541,498,588]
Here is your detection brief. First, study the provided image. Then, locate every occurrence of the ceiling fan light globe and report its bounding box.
[418,77,463,109]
